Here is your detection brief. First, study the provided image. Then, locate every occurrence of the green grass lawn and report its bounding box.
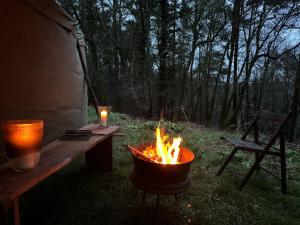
[21,110,300,225]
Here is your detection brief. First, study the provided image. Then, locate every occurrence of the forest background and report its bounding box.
[58,0,300,141]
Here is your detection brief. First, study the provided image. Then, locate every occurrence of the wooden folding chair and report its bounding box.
[217,110,292,194]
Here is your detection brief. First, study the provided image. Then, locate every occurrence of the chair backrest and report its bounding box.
[242,110,291,146]
[258,110,288,124]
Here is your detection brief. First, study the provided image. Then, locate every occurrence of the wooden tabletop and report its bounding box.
[0,124,119,204]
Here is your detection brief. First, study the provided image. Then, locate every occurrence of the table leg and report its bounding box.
[85,136,113,172]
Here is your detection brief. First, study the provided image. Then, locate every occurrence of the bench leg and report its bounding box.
[13,198,20,225]
[85,136,113,172]
[1,198,19,225]
[0,205,9,225]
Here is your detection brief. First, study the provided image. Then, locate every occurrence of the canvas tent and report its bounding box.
[0,0,88,152]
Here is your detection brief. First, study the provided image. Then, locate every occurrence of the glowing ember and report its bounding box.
[143,127,182,164]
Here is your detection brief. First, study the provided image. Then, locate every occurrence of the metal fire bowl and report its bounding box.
[129,144,195,195]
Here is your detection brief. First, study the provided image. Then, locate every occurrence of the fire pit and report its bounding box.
[128,126,194,204]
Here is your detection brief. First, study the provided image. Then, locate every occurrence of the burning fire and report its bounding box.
[143,127,182,164]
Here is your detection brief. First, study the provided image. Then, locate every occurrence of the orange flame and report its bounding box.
[143,127,182,164]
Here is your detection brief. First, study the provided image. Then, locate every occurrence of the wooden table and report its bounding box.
[0,124,119,225]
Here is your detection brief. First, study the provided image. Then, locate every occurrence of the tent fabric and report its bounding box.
[22,0,75,31]
[0,0,88,154]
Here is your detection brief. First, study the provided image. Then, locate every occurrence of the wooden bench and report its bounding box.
[0,124,120,225]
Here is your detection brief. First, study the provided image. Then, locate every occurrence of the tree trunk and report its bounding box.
[231,17,240,125]
[133,0,151,117]
[208,43,228,123]
[220,0,241,126]
[158,0,169,117]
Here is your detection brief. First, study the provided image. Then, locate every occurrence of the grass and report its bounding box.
[21,109,300,225]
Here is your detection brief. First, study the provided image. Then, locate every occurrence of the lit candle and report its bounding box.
[0,120,43,171]
[100,110,108,127]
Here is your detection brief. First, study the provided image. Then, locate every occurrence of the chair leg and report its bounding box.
[280,154,287,194]
[255,153,260,172]
[217,148,238,176]
[280,133,287,194]
[239,154,265,191]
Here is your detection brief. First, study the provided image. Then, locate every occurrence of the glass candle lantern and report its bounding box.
[97,106,111,127]
[0,120,43,172]
[100,110,108,127]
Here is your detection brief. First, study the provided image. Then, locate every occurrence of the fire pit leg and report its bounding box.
[174,195,178,201]
[141,191,146,205]
[155,195,160,215]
